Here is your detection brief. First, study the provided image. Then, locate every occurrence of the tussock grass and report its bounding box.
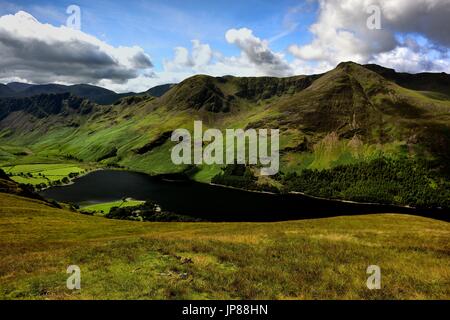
[0,192,448,300]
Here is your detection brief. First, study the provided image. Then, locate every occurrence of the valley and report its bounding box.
[1,0,450,304]
[0,62,449,300]
[1,62,449,211]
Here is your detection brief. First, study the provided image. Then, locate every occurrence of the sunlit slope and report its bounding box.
[0,62,449,178]
[0,192,449,300]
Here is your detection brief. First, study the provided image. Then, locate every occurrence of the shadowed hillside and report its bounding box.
[145,83,176,97]
[0,82,177,105]
[365,64,450,100]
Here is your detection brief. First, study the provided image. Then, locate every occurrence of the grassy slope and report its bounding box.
[1,63,449,184]
[0,192,449,300]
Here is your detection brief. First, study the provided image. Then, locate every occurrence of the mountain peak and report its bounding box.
[336,61,362,69]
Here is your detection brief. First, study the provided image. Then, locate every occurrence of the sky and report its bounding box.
[0,0,449,92]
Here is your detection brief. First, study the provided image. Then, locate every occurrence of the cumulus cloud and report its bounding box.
[381,0,450,47]
[3,3,449,94]
[87,28,295,93]
[161,28,293,80]
[0,11,153,85]
[163,40,213,71]
[289,0,450,73]
[372,46,450,73]
[225,28,291,76]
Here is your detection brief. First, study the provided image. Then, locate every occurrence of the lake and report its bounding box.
[40,169,419,222]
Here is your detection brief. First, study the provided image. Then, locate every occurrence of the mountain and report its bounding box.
[0,62,449,209]
[159,74,317,113]
[6,82,34,92]
[0,93,95,122]
[1,82,178,104]
[0,84,14,97]
[364,64,450,100]
[1,83,124,105]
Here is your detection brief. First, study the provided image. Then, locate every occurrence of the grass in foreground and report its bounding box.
[0,192,449,300]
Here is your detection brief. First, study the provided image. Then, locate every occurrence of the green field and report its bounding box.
[0,192,448,300]
[1,163,90,186]
[82,199,146,214]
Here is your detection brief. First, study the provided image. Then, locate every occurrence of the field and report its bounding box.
[0,192,449,300]
[82,199,146,214]
[0,163,90,186]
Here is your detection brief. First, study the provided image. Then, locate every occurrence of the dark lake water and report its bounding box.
[41,170,420,222]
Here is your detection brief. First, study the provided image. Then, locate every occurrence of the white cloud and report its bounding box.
[90,30,298,93]
[191,40,214,67]
[0,11,153,85]
[225,28,291,77]
[290,59,333,75]
[163,40,213,71]
[371,46,450,73]
[2,3,450,94]
[159,28,294,86]
[289,0,450,73]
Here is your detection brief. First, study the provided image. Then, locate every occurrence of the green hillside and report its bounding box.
[0,62,449,209]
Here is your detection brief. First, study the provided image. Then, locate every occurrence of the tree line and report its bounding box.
[280,157,449,209]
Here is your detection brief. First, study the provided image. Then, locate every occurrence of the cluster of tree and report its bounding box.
[0,169,8,180]
[68,172,81,179]
[34,183,48,190]
[62,154,84,162]
[212,164,280,193]
[105,201,201,222]
[107,163,127,169]
[280,157,450,209]
[21,171,81,191]
[97,147,118,162]
[14,172,34,178]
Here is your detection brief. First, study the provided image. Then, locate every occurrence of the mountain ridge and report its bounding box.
[1,62,449,209]
[364,64,450,99]
[0,82,177,105]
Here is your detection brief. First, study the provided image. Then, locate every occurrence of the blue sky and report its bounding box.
[0,0,449,92]
[0,0,317,70]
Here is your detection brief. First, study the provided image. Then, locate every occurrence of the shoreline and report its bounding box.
[41,167,447,215]
[208,182,417,210]
[38,166,105,191]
